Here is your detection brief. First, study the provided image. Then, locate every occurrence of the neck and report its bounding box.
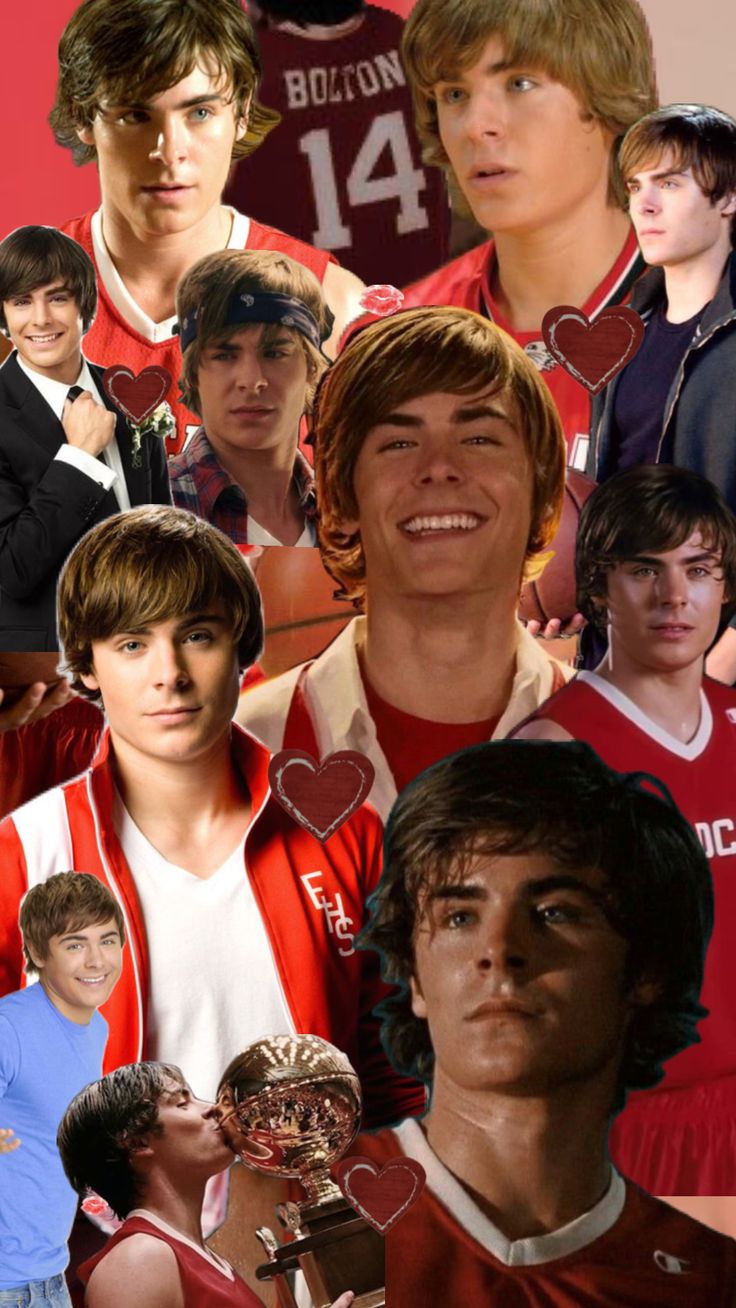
[663,244,730,323]
[268,14,365,39]
[23,353,82,387]
[492,206,631,331]
[594,648,705,741]
[362,590,519,722]
[100,204,233,322]
[40,977,93,1026]
[424,1069,614,1240]
[136,1176,211,1248]
[208,433,303,542]
[110,727,248,841]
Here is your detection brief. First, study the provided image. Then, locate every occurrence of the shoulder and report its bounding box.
[703,675,736,709]
[622,1185,736,1274]
[86,1233,183,1308]
[245,216,335,280]
[59,212,94,251]
[401,243,492,308]
[512,717,575,742]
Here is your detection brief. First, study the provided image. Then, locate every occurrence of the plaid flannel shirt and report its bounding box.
[168,427,317,545]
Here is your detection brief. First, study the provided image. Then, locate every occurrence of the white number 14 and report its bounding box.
[298,110,430,249]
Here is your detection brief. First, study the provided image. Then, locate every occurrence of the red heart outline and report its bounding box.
[268,749,375,842]
[335,1156,426,1234]
[102,364,172,423]
[542,305,644,395]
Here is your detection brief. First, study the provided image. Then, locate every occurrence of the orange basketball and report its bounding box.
[248,547,354,679]
[518,470,597,625]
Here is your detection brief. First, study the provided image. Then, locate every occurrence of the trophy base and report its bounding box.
[255,1196,384,1308]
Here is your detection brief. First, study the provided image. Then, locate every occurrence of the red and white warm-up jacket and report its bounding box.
[0,724,423,1129]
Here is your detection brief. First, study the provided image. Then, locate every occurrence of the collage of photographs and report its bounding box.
[1,0,735,1304]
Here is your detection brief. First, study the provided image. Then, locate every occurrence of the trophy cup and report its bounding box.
[217,1034,384,1308]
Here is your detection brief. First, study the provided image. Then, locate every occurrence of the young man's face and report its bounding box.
[343,384,534,605]
[30,917,123,1025]
[433,35,614,238]
[77,63,248,238]
[411,849,637,1099]
[142,1081,234,1180]
[80,605,242,771]
[626,149,736,270]
[599,533,726,672]
[2,282,84,382]
[196,324,309,459]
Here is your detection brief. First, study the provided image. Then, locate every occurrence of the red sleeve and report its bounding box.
[0,817,29,996]
[0,698,103,819]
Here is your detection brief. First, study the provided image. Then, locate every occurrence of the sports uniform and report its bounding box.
[400,230,645,469]
[0,724,423,1129]
[518,671,736,1193]
[60,210,334,455]
[225,6,450,286]
[238,616,572,821]
[78,1212,260,1307]
[352,1119,736,1305]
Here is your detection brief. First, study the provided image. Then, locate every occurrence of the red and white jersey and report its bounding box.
[401,231,645,468]
[61,209,334,455]
[521,672,736,1088]
[0,724,423,1129]
[354,1119,736,1306]
[226,6,450,286]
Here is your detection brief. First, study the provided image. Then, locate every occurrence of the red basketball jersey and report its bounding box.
[401,232,645,468]
[226,7,450,285]
[78,1213,260,1306]
[355,1122,736,1306]
[524,672,736,1087]
[61,211,333,455]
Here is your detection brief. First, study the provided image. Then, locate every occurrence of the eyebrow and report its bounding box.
[59,930,120,943]
[104,93,227,113]
[436,57,518,84]
[428,874,605,905]
[627,168,689,186]
[208,334,294,351]
[376,402,514,428]
[116,613,228,636]
[622,551,721,565]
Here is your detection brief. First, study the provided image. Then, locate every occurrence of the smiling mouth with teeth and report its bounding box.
[402,513,483,534]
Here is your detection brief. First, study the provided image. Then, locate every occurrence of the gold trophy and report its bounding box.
[217,1034,384,1308]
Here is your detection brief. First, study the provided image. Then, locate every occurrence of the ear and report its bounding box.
[235,94,251,144]
[76,125,96,149]
[80,670,101,695]
[410,974,428,1021]
[721,190,736,219]
[335,515,360,538]
[122,1132,156,1161]
[26,942,46,972]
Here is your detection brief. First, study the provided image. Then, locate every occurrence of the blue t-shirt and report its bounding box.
[0,982,107,1287]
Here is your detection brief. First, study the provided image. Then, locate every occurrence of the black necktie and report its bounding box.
[66,385,84,403]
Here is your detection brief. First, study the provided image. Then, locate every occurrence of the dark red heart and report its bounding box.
[268,750,374,842]
[335,1156,426,1234]
[542,305,644,395]
[102,364,171,423]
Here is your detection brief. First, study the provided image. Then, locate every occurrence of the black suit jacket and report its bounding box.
[0,351,172,651]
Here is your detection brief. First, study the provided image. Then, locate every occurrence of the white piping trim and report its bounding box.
[576,671,712,761]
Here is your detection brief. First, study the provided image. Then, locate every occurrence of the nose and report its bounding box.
[463,87,505,143]
[30,297,52,327]
[655,568,687,607]
[148,116,187,165]
[201,1101,220,1122]
[152,640,191,689]
[414,441,464,485]
[235,354,268,394]
[477,905,529,975]
[85,941,105,970]
[635,185,660,215]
